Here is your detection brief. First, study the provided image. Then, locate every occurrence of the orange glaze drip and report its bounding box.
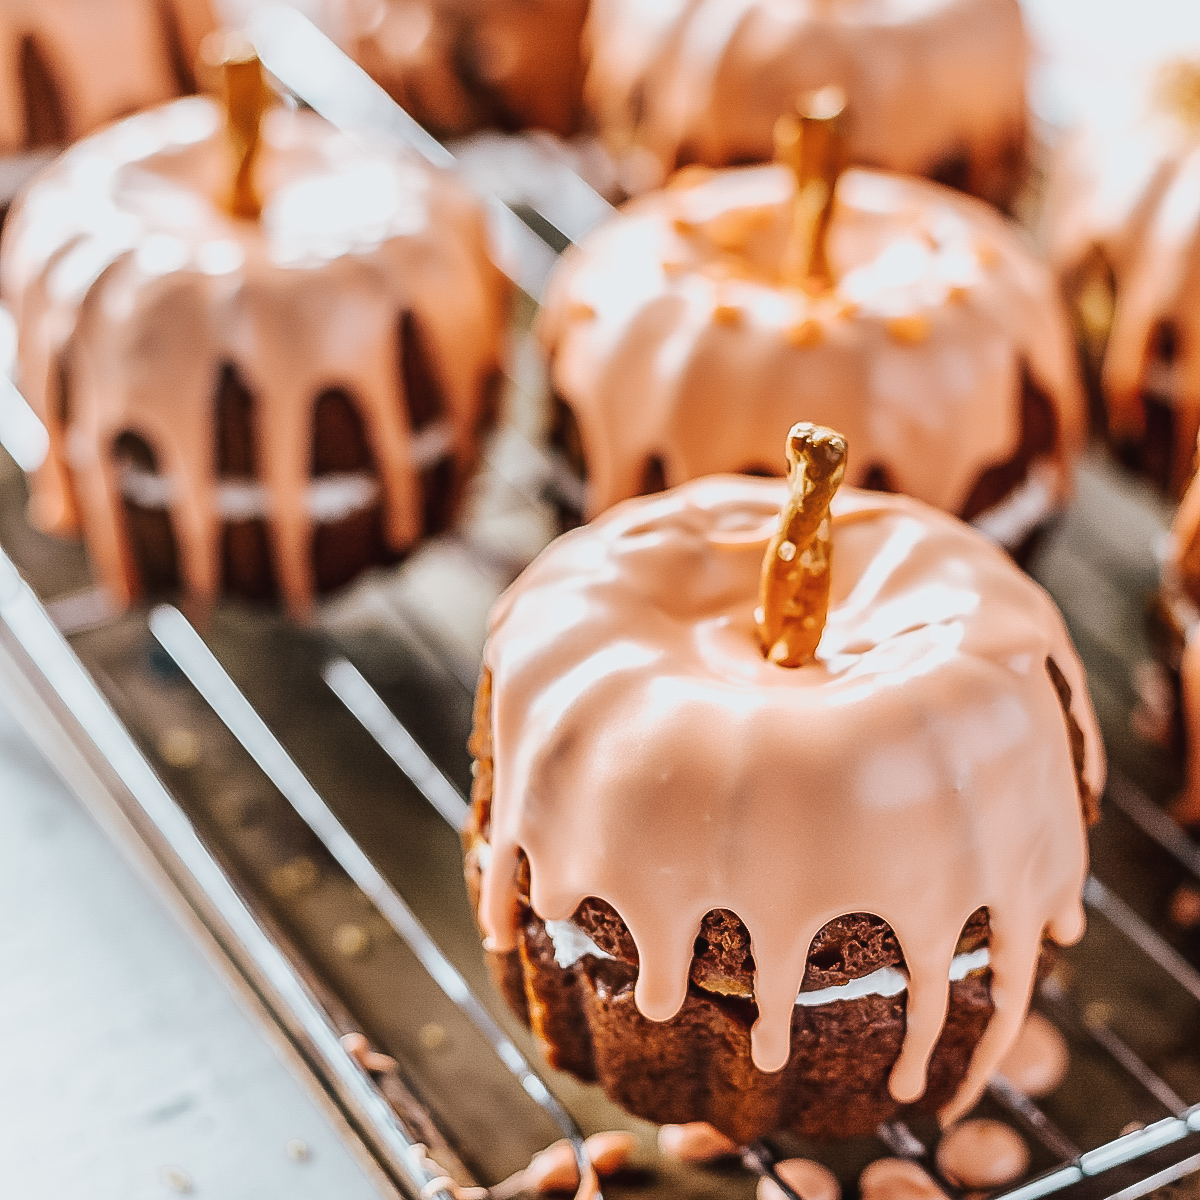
[539,163,1085,521]
[582,0,1029,192]
[478,478,1103,1118]
[0,0,216,151]
[1,97,510,614]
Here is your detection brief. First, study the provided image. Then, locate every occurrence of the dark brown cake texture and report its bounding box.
[464,658,1095,1146]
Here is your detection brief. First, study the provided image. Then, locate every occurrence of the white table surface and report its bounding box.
[0,700,384,1200]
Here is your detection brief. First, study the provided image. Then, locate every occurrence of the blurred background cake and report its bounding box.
[465,433,1102,1144]
[540,92,1085,558]
[1046,57,1200,499]
[0,40,510,616]
[583,0,1030,205]
[0,0,217,151]
[324,0,590,140]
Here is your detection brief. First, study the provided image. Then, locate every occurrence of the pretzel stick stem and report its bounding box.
[775,85,848,292]
[756,422,848,667]
[202,31,269,220]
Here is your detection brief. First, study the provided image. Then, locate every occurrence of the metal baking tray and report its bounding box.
[0,7,1198,1199]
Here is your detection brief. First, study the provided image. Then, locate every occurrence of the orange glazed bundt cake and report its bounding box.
[326,0,590,139]
[465,424,1103,1144]
[1162,462,1200,827]
[0,0,217,150]
[1047,59,1200,498]
[540,94,1086,556]
[0,42,510,615]
[583,0,1030,207]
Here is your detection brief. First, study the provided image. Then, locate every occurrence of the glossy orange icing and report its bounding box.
[540,164,1086,526]
[478,476,1102,1121]
[583,0,1028,194]
[327,0,589,138]
[1,97,510,613]
[0,0,216,150]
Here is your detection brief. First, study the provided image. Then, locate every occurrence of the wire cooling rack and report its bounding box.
[0,7,1197,1199]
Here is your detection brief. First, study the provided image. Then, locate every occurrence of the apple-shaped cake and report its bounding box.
[464,422,1102,1143]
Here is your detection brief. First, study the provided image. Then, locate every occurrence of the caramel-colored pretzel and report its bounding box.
[202,31,271,220]
[756,422,848,667]
[774,85,848,293]
[1157,57,1200,133]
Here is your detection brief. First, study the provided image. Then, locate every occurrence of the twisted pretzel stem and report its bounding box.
[774,85,848,293]
[1157,57,1200,133]
[202,30,270,220]
[756,423,848,667]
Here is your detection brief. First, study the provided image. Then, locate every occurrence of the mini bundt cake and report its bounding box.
[583,0,1030,207]
[1,47,510,615]
[326,0,590,140]
[539,111,1086,556]
[465,426,1103,1144]
[1161,460,1200,826]
[1046,59,1200,498]
[0,0,217,151]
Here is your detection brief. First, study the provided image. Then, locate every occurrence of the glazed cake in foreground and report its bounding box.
[0,0,217,150]
[540,153,1086,554]
[583,0,1030,207]
[465,450,1103,1143]
[1,84,510,614]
